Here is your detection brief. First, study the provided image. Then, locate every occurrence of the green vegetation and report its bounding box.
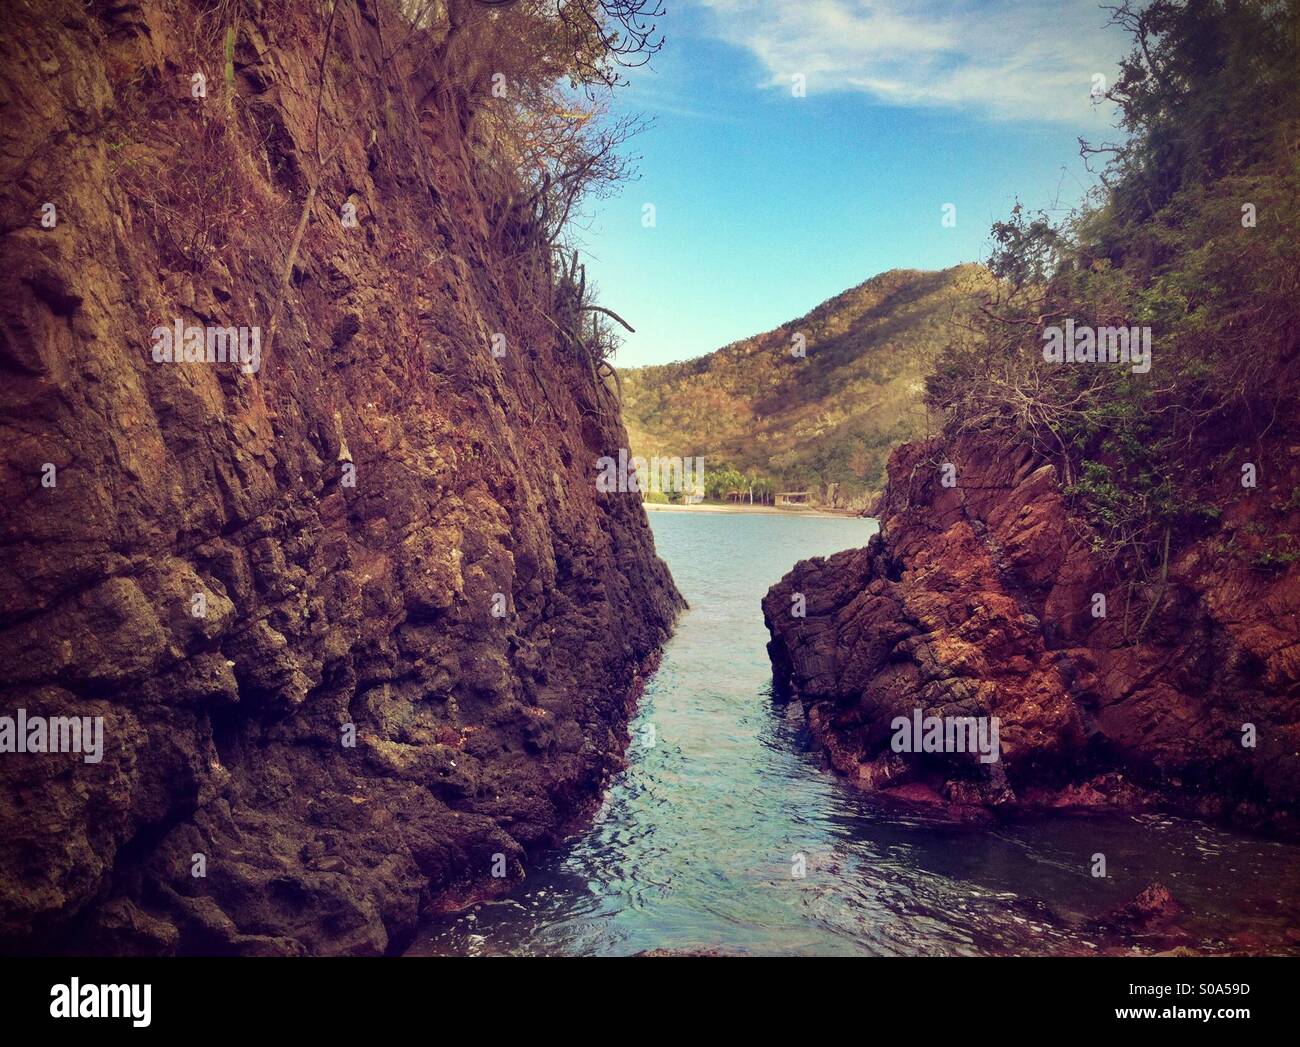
[699,466,774,503]
[927,0,1300,581]
[223,25,236,106]
[621,265,993,507]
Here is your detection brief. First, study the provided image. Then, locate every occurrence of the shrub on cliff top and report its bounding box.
[927,0,1300,588]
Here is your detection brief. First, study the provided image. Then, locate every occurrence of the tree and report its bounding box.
[927,0,1300,613]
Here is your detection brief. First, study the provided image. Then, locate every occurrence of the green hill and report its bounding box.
[619,264,992,507]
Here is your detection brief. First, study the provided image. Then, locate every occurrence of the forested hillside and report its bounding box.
[621,265,991,506]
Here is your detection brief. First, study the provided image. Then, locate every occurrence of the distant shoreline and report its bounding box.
[642,501,867,521]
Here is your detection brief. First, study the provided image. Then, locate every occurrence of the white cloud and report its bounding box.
[695,0,1130,123]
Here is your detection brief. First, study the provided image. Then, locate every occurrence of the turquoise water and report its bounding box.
[407,510,1300,956]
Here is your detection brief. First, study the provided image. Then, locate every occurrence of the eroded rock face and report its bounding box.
[0,1,681,954]
[764,434,1300,836]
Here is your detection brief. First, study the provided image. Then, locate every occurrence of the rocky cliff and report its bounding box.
[764,433,1300,837]
[763,0,1300,844]
[0,0,680,954]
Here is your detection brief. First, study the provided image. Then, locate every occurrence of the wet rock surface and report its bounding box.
[1095,882,1185,933]
[0,1,680,954]
[764,433,1300,837]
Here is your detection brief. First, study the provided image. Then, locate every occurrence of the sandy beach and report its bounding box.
[642,501,867,520]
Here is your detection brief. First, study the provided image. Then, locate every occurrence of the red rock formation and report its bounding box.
[764,433,1300,836]
[0,1,680,954]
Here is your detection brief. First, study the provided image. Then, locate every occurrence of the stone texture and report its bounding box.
[764,434,1300,835]
[0,0,681,954]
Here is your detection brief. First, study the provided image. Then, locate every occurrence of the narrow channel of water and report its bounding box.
[408,510,1300,956]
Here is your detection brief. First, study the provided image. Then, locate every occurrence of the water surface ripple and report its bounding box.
[408,511,1300,956]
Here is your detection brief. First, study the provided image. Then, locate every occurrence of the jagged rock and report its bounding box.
[764,432,1300,833]
[0,0,681,954]
[1097,882,1185,933]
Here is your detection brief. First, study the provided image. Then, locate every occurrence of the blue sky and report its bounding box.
[574,0,1135,368]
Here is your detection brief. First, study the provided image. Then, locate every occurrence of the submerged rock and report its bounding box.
[1098,882,1185,933]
